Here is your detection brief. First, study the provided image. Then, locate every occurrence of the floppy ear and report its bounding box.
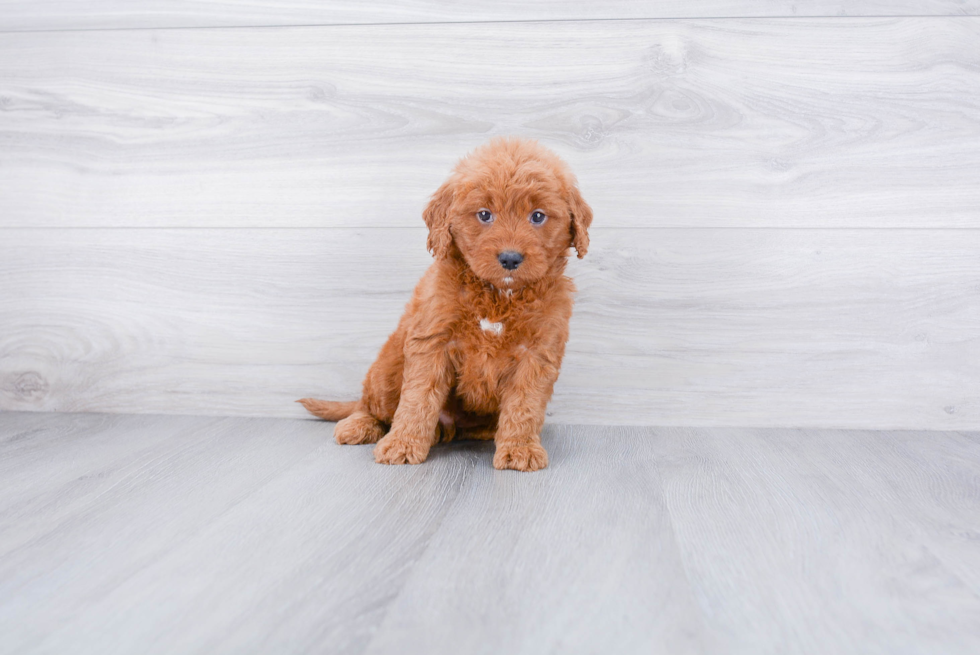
[422,177,456,259]
[568,185,593,259]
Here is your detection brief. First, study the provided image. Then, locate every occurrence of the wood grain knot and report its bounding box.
[13,371,49,400]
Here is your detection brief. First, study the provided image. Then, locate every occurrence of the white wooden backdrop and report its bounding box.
[1,3,978,429]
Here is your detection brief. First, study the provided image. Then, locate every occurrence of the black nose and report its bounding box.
[498,251,524,270]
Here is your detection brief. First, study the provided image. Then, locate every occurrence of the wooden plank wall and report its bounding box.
[1,3,978,429]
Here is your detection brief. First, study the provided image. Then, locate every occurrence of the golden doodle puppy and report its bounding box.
[299,137,591,471]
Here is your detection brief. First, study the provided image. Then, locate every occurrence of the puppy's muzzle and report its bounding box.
[498,251,524,271]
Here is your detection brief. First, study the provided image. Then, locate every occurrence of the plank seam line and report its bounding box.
[2,14,979,35]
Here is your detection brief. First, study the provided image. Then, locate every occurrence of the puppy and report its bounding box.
[299,137,591,471]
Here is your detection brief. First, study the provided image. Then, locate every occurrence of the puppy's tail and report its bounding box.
[296,398,358,421]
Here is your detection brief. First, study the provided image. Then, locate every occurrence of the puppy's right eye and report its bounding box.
[476,209,494,224]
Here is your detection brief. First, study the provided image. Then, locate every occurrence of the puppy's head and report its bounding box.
[423,138,592,288]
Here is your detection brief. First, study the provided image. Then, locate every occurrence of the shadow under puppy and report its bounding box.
[299,137,592,471]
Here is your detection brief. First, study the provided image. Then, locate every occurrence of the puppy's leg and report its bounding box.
[493,354,559,472]
[333,325,406,446]
[373,346,452,465]
[359,325,406,424]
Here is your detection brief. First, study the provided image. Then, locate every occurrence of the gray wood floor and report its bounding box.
[1,412,978,654]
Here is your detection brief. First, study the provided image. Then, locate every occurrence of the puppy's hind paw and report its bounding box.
[334,412,386,445]
[493,442,548,472]
[373,433,430,465]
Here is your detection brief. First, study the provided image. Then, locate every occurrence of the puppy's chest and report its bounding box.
[447,295,537,402]
[449,305,528,360]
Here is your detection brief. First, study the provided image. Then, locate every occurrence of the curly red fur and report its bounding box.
[299,137,592,471]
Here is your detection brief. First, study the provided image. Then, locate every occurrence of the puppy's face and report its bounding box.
[423,139,592,287]
[450,165,574,289]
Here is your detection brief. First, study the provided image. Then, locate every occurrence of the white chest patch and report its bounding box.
[479,318,504,336]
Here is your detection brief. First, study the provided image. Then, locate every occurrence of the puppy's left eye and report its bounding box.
[529,210,547,225]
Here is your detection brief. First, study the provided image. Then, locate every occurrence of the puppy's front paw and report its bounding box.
[374,433,430,465]
[493,442,548,472]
